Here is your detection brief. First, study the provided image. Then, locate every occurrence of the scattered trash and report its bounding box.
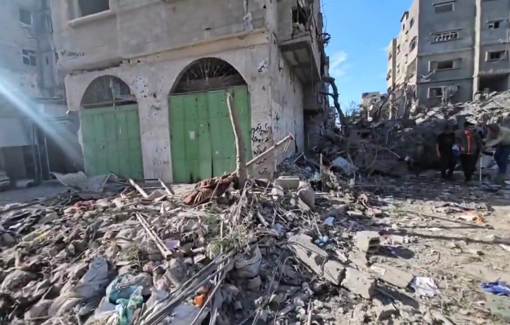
[411,277,441,297]
[481,281,510,297]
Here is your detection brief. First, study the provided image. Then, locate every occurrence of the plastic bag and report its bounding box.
[48,258,112,317]
[116,286,144,325]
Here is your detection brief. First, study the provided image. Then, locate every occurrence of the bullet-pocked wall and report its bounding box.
[65,31,301,182]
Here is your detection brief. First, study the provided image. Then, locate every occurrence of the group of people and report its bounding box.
[436,120,510,184]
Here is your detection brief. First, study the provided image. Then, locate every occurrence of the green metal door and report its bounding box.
[169,86,252,183]
[81,104,143,179]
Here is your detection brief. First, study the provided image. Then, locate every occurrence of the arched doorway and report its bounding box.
[80,76,143,179]
[169,58,252,183]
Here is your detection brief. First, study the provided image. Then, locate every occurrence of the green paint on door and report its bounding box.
[81,104,143,179]
[169,86,252,183]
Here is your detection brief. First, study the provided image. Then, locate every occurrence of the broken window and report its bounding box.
[386,70,391,81]
[292,1,311,29]
[429,87,443,98]
[434,3,454,14]
[432,30,459,43]
[396,45,401,54]
[487,50,506,61]
[388,52,393,61]
[19,8,32,25]
[409,37,417,52]
[78,0,110,17]
[21,49,37,66]
[437,60,454,70]
[410,18,415,28]
[488,21,501,29]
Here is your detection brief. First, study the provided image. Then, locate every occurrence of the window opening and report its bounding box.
[434,3,454,13]
[22,49,37,66]
[78,0,110,17]
[19,8,32,25]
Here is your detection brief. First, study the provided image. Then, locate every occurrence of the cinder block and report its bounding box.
[342,267,376,299]
[355,231,380,253]
[274,176,300,190]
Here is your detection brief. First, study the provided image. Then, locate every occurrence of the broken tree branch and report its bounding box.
[246,134,295,168]
[323,76,347,127]
[227,93,247,188]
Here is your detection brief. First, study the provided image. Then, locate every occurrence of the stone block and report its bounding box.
[370,263,414,289]
[289,234,345,285]
[274,176,300,190]
[355,231,380,253]
[341,267,376,299]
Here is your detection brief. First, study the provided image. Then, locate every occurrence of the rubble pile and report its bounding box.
[311,91,510,176]
[1,163,506,325]
[0,173,375,325]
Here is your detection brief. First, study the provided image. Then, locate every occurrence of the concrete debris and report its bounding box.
[297,181,315,210]
[312,90,510,177]
[0,146,507,325]
[289,234,345,285]
[355,231,380,253]
[370,263,414,289]
[342,267,376,299]
[375,302,398,321]
[274,176,300,190]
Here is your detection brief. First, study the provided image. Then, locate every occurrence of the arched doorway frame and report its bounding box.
[168,57,253,183]
[79,75,144,178]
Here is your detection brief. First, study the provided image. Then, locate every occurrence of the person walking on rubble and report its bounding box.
[456,122,483,183]
[436,125,456,180]
[484,124,510,184]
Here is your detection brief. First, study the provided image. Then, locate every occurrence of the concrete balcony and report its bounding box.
[279,31,321,84]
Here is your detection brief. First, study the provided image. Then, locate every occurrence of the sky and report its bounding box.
[322,0,413,107]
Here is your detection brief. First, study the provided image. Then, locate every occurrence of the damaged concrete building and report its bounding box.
[0,0,79,187]
[51,0,329,183]
[387,0,510,108]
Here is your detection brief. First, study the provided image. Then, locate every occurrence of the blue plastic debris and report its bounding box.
[315,235,329,247]
[481,281,510,297]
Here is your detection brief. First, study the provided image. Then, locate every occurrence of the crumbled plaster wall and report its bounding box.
[268,38,304,165]
[65,32,279,182]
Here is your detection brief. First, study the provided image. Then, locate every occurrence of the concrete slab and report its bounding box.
[342,267,376,299]
[370,263,414,289]
[289,234,345,285]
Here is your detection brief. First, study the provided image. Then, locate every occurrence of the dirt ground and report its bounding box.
[0,181,69,205]
[330,173,510,324]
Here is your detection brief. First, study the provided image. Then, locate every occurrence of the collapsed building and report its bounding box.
[51,0,331,183]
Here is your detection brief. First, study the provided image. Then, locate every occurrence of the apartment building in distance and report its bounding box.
[49,0,329,183]
[387,0,510,108]
[0,0,80,186]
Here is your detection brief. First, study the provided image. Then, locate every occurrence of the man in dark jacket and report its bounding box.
[436,125,456,179]
[456,122,483,182]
